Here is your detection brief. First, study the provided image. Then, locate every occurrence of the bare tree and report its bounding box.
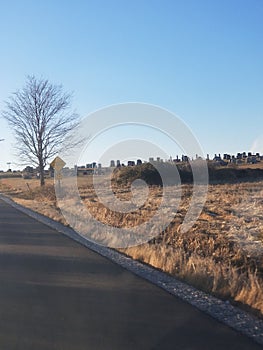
[2,75,80,186]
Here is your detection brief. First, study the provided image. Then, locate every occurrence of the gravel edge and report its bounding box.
[1,194,263,346]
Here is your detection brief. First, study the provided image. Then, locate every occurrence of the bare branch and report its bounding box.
[1,75,80,186]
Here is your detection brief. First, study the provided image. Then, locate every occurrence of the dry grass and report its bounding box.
[1,176,263,316]
[121,182,263,316]
[0,177,67,225]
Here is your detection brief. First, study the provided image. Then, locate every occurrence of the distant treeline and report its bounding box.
[0,172,22,179]
[113,162,263,186]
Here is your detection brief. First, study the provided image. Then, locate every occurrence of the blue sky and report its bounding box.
[0,0,262,169]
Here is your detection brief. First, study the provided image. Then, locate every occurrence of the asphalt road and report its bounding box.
[0,198,262,350]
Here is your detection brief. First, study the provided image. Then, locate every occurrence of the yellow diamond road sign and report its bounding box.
[50,156,66,171]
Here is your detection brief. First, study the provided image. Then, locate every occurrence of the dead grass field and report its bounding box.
[1,175,263,317]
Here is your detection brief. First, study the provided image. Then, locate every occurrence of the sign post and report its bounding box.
[50,156,66,190]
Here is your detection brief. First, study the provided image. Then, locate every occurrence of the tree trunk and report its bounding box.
[39,163,45,186]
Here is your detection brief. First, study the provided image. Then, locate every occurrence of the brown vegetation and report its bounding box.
[1,174,263,317]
